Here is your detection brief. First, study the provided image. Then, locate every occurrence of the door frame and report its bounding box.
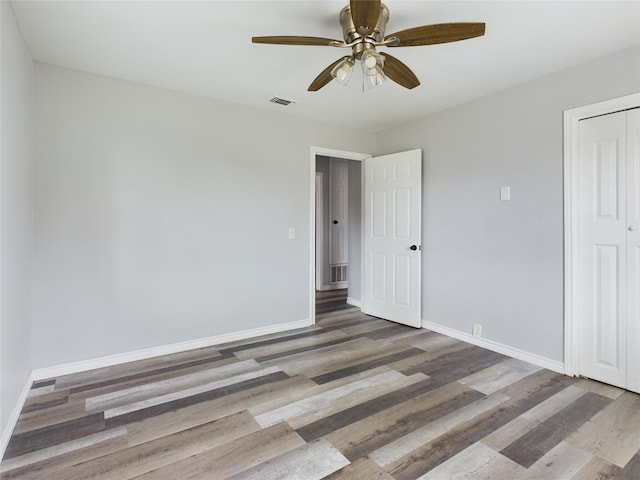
[310,147,371,324]
[315,172,324,290]
[563,92,640,377]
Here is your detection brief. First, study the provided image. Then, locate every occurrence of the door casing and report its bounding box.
[315,172,324,290]
[563,92,640,378]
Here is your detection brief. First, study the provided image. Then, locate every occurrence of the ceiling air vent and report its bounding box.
[269,96,296,107]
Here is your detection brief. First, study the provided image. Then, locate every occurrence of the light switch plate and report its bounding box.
[288,227,296,240]
[500,186,511,201]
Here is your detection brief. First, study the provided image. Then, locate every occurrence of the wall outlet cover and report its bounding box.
[472,323,482,338]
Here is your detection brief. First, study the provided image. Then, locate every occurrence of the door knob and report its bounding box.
[409,245,418,251]
[629,226,637,232]
[333,220,338,224]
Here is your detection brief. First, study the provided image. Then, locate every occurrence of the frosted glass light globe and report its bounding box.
[364,54,377,69]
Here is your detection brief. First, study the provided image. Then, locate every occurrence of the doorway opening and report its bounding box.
[315,155,362,314]
[310,147,370,323]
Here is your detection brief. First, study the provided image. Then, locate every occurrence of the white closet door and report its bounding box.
[579,108,639,392]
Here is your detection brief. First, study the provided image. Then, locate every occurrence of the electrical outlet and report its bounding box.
[472,323,482,338]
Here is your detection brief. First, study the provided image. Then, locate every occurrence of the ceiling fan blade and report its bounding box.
[252,36,341,46]
[308,56,351,91]
[350,0,381,35]
[385,22,486,47]
[380,53,420,89]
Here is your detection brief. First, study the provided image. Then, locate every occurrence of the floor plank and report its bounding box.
[567,391,640,467]
[329,381,482,462]
[130,422,305,480]
[417,441,526,480]
[226,438,349,480]
[519,441,592,479]
[481,384,586,451]
[324,457,395,480]
[499,392,611,468]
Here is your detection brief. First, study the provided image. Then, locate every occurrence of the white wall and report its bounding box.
[0,1,34,437]
[376,46,640,363]
[32,64,374,369]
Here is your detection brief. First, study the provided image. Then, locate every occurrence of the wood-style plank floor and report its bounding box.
[315,289,350,315]
[2,309,639,479]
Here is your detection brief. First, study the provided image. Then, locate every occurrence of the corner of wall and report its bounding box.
[422,320,566,374]
[0,372,33,461]
[0,0,35,448]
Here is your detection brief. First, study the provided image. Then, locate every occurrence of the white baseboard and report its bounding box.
[422,320,566,375]
[32,318,312,381]
[1,371,34,461]
[346,297,361,308]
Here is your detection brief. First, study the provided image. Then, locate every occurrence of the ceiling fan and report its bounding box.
[252,0,485,91]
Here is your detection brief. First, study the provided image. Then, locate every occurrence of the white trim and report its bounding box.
[1,372,34,460]
[423,320,565,374]
[563,93,640,377]
[315,172,324,289]
[32,318,311,381]
[346,297,362,308]
[310,147,370,325]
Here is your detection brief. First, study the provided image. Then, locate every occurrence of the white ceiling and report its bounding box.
[11,0,640,132]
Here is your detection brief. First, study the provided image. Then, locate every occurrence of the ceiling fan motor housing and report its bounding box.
[339,3,389,59]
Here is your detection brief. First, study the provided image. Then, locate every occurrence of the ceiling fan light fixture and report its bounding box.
[360,48,386,88]
[330,56,355,85]
[361,49,384,72]
[365,69,387,88]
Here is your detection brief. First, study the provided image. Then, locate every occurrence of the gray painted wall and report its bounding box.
[376,46,640,363]
[0,2,34,436]
[32,64,374,369]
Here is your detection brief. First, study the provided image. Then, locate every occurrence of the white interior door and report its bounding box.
[362,149,421,327]
[578,108,639,392]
